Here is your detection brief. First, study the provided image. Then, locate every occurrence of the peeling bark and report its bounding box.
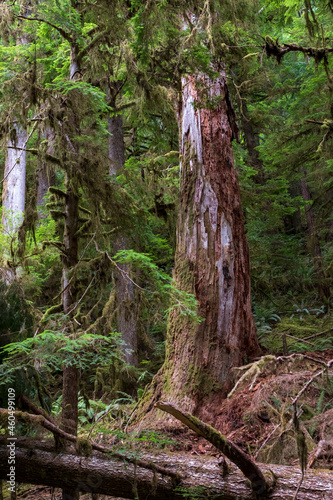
[149,69,259,427]
[2,124,27,233]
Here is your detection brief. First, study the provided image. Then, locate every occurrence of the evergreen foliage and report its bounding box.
[0,0,332,447]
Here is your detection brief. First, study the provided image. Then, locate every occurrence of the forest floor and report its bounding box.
[2,349,332,499]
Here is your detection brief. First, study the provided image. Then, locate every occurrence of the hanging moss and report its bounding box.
[48,187,67,199]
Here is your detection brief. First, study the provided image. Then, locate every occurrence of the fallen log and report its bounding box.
[0,408,177,479]
[0,438,332,499]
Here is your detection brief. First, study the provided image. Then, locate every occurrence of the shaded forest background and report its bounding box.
[0,0,332,498]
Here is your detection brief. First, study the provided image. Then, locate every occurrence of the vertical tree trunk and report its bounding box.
[60,6,81,497]
[1,1,32,234]
[37,128,55,218]
[108,92,138,368]
[237,99,265,185]
[61,169,79,440]
[60,166,80,500]
[300,172,330,300]
[2,125,27,233]
[148,70,259,427]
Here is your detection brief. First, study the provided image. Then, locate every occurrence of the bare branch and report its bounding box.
[292,360,333,406]
[93,239,146,292]
[15,14,72,43]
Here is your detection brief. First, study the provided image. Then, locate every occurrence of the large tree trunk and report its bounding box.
[0,439,332,500]
[142,69,259,427]
[108,89,138,368]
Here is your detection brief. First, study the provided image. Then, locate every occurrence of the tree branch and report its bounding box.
[155,402,270,497]
[7,147,61,165]
[264,36,333,63]
[0,409,177,479]
[77,30,108,62]
[15,14,72,43]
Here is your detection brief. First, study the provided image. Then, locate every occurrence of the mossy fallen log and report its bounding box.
[0,437,332,499]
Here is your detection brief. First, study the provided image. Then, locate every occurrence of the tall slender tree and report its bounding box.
[108,81,138,368]
[2,125,27,233]
[1,3,30,236]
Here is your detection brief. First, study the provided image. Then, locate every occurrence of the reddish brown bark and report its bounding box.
[145,69,259,428]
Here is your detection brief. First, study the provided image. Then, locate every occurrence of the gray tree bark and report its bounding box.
[2,124,27,233]
[108,87,138,368]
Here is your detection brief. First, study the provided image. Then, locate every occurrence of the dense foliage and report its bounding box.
[0,0,332,417]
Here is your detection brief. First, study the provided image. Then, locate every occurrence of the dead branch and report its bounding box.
[155,401,270,497]
[307,439,333,469]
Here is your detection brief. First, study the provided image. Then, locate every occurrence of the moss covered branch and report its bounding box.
[155,401,270,497]
[0,408,177,479]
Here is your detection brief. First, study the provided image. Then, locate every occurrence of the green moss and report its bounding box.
[173,256,195,294]
[76,438,92,456]
[49,187,67,198]
[186,363,222,395]
[41,303,63,322]
[162,360,175,394]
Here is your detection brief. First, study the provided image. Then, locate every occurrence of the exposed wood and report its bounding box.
[0,438,332,499]
[145,67,259,427]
